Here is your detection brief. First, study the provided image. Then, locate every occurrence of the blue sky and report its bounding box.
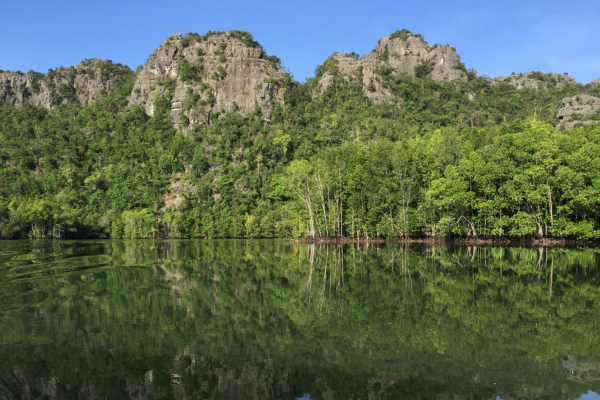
[1,0,599,83]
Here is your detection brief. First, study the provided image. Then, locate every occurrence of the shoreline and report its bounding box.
[297,237,600,247]
[1,237,599,247]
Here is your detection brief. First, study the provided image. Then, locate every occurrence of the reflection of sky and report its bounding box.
[298,393,600,400]
[496,392,600,400]
[299,393,600,400]
[576,392,600,400]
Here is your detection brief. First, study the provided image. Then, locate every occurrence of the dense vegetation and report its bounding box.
[1,35,600,239]
[2,241,600,398]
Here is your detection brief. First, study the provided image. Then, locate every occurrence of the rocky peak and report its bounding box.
[592,77,600,86]
[128,31,287,130]
[493,72,577,90]
[0,59,132,109]
[316,29,467,104]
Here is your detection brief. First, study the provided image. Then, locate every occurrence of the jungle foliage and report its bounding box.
[1,54,600,239]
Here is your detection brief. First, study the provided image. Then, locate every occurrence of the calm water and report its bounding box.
[1,240,600,400]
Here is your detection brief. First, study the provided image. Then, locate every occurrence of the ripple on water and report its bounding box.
[0,240,115,283]
[1,240,600,400]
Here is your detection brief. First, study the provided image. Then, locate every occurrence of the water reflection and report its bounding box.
[1,240,600,399]
[577,392,600,400]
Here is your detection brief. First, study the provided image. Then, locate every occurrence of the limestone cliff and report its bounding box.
[315,29,467,104]
[493,71,576,89]
[0,59,132,108]
[128,31,287,129]
[555,94,600,130]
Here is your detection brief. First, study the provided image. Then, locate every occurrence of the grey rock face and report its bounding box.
[493,72,576,90]
[555,94,600,130]
[129,32,286,129]
[0,71,51,107]
[0,59,131,109]
[592,77,600,86]
[316,31,467,104]
[557,95,600,119]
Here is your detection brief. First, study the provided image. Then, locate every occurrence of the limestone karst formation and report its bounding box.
[2,29,600,132]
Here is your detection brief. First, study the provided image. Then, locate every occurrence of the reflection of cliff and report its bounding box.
[562,355,600,384]
[0,367,483,400]
[0,358,288,400]
[0,370,111,400]
[2,360,598,400]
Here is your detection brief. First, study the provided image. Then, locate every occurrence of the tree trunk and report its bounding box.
[547,179,554,229]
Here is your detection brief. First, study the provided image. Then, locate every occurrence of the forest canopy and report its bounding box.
[1,39,600,240]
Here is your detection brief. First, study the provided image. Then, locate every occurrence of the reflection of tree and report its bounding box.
[1,240,600,399]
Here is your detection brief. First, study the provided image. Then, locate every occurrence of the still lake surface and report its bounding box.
[1,239,600,400]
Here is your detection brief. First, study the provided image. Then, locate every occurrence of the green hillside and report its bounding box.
[1,30,600,240]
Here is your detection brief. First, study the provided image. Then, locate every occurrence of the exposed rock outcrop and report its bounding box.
[592,77,600,86]
[557,95,600,119]
[0,59,132,109]
[555,94,600,130]
[128,31,287,129]
[316,30,467,104]
[493,72,576,90]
